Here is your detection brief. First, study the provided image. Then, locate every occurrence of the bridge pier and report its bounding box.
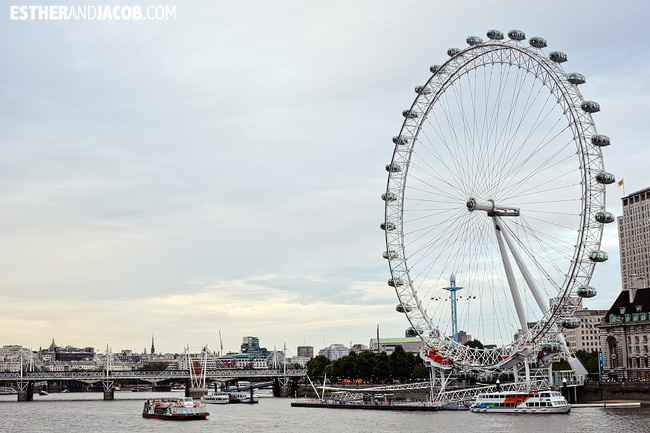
[17,382,33,402]
[103,388,114,400]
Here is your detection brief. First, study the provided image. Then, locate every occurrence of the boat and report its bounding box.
[201,392,230,404]
[142,397,209,420]
[470,390,570,413]
[229,390,260,403]
[39,390,48,396]
[132,386,153,392]
[171,385,186,392]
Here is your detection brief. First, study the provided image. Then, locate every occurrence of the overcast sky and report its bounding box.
[1,0,648,356]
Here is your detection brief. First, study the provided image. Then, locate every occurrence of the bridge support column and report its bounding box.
[102,379,115,400]
[17,382,33,402]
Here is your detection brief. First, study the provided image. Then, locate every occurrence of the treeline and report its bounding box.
[306,346,429,383]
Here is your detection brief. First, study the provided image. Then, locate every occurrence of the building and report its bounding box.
[240,336,268,356]
[457,331,472,345]
[562,309,607,354]
[618,187,650,291]
[599,287,650,380]
[350,344,368,353]
[368,337,424,354]
[318,344,349,361]
[296,346,314,358]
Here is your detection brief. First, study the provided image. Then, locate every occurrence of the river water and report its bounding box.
[1,392,648,433]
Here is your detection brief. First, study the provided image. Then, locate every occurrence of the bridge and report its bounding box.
[2,347,306,401]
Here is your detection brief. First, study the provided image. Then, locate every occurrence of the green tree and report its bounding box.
[575,350,599,373]
[373,352,390,382]
[412,363,429,380]
[465,339,484,349]
[389,345,412,382]
[136,362,167,371]
[355,350,376,381]
[306,355,331,379]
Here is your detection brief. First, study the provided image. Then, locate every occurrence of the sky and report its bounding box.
[1,0,649,356]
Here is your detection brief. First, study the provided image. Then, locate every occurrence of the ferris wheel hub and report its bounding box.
[466,197,520,217]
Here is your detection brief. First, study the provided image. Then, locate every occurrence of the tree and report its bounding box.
[575,350,599,373]
[373,352,390,382]
[306,355,331,379]
[355,350,376,381]
[465,339,484,350]
[136,362,167,371]
[412,363,429,380]
[389,346,412,382]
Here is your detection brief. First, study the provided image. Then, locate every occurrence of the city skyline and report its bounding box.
[2,1,649,354]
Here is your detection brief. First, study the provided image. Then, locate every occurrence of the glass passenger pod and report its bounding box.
[591,134,610,146]
[382,250,399,259]
[402,109,420,118]
[381,192,397,202]
[581,101,600,113]
[567,72,586,85]
[595,171,616,184]
[577,286,597,298]
[386,163,401,173]
[595,210,615,224]
[380,222,396,231]
[529,36,547,48]
[466,36,483,45]
[429,64,444,74]
[447,47,461,57]
[388,278,404,287]
[396,303,412,313]
[549,51,568,63]
[392,135,411,145]
[561,317,581,329]
[507,30,526,41]
[414,85,432,95]
[589,250,608,262]
[486,29,504,40]
[541,342,561,352]
[405,327,421,337]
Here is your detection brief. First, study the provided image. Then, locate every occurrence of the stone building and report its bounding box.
[562,309,607,353]
[618,187,650,291]
[599,287,650,380]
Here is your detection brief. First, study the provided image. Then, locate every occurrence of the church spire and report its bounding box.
[151,334,155,356]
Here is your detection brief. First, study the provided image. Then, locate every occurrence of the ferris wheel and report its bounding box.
[382,29,615,375]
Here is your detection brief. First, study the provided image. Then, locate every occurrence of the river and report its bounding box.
[1,392,648,432]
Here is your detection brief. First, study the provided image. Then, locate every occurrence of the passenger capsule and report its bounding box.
[447,47,461,57]
[581,101,600,113]
[591,134,610,147]
[595,171,616,184]
[388,278,404,287]
[566,72,586,85]
[414,85,432,95]
[541,342,561,352]
[396,303,412,313]
[402,109,420,118]
[589,250,608,262]
[466,36,483,46]
[386,163,401,173]
[382,192,397,202]
[595,211,615,224]
[561,317,581,329]
[549,51,568,63]
[430,64,444,74]
[392,135,410,145]
[486,29,504,40]
[577,286,597,298]
[507,30,526,41]
[382,250,399,259]
[405,327,421,337]
[529,36,547,48]
[380,222,395,231]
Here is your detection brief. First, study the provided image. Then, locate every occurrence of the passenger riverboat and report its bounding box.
[201,392,230,404]
[470,390,570,413]
[142,397,210,420]
[229,390,260,403]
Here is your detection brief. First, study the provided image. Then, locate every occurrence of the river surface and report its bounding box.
[1,392,648,432]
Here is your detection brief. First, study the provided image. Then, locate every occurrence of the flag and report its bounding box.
[618,179,624,186]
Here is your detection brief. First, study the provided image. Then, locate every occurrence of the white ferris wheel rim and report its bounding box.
[383,34,607,370]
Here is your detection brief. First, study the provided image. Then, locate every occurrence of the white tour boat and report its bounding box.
[470,390,570,413]
[229,390,260,403]
[201,392,230,404]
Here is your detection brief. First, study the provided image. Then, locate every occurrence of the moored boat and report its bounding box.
[201,392,230,404]
[470,390,570,413]
[229,390,260,403]
[142,397,209,420]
